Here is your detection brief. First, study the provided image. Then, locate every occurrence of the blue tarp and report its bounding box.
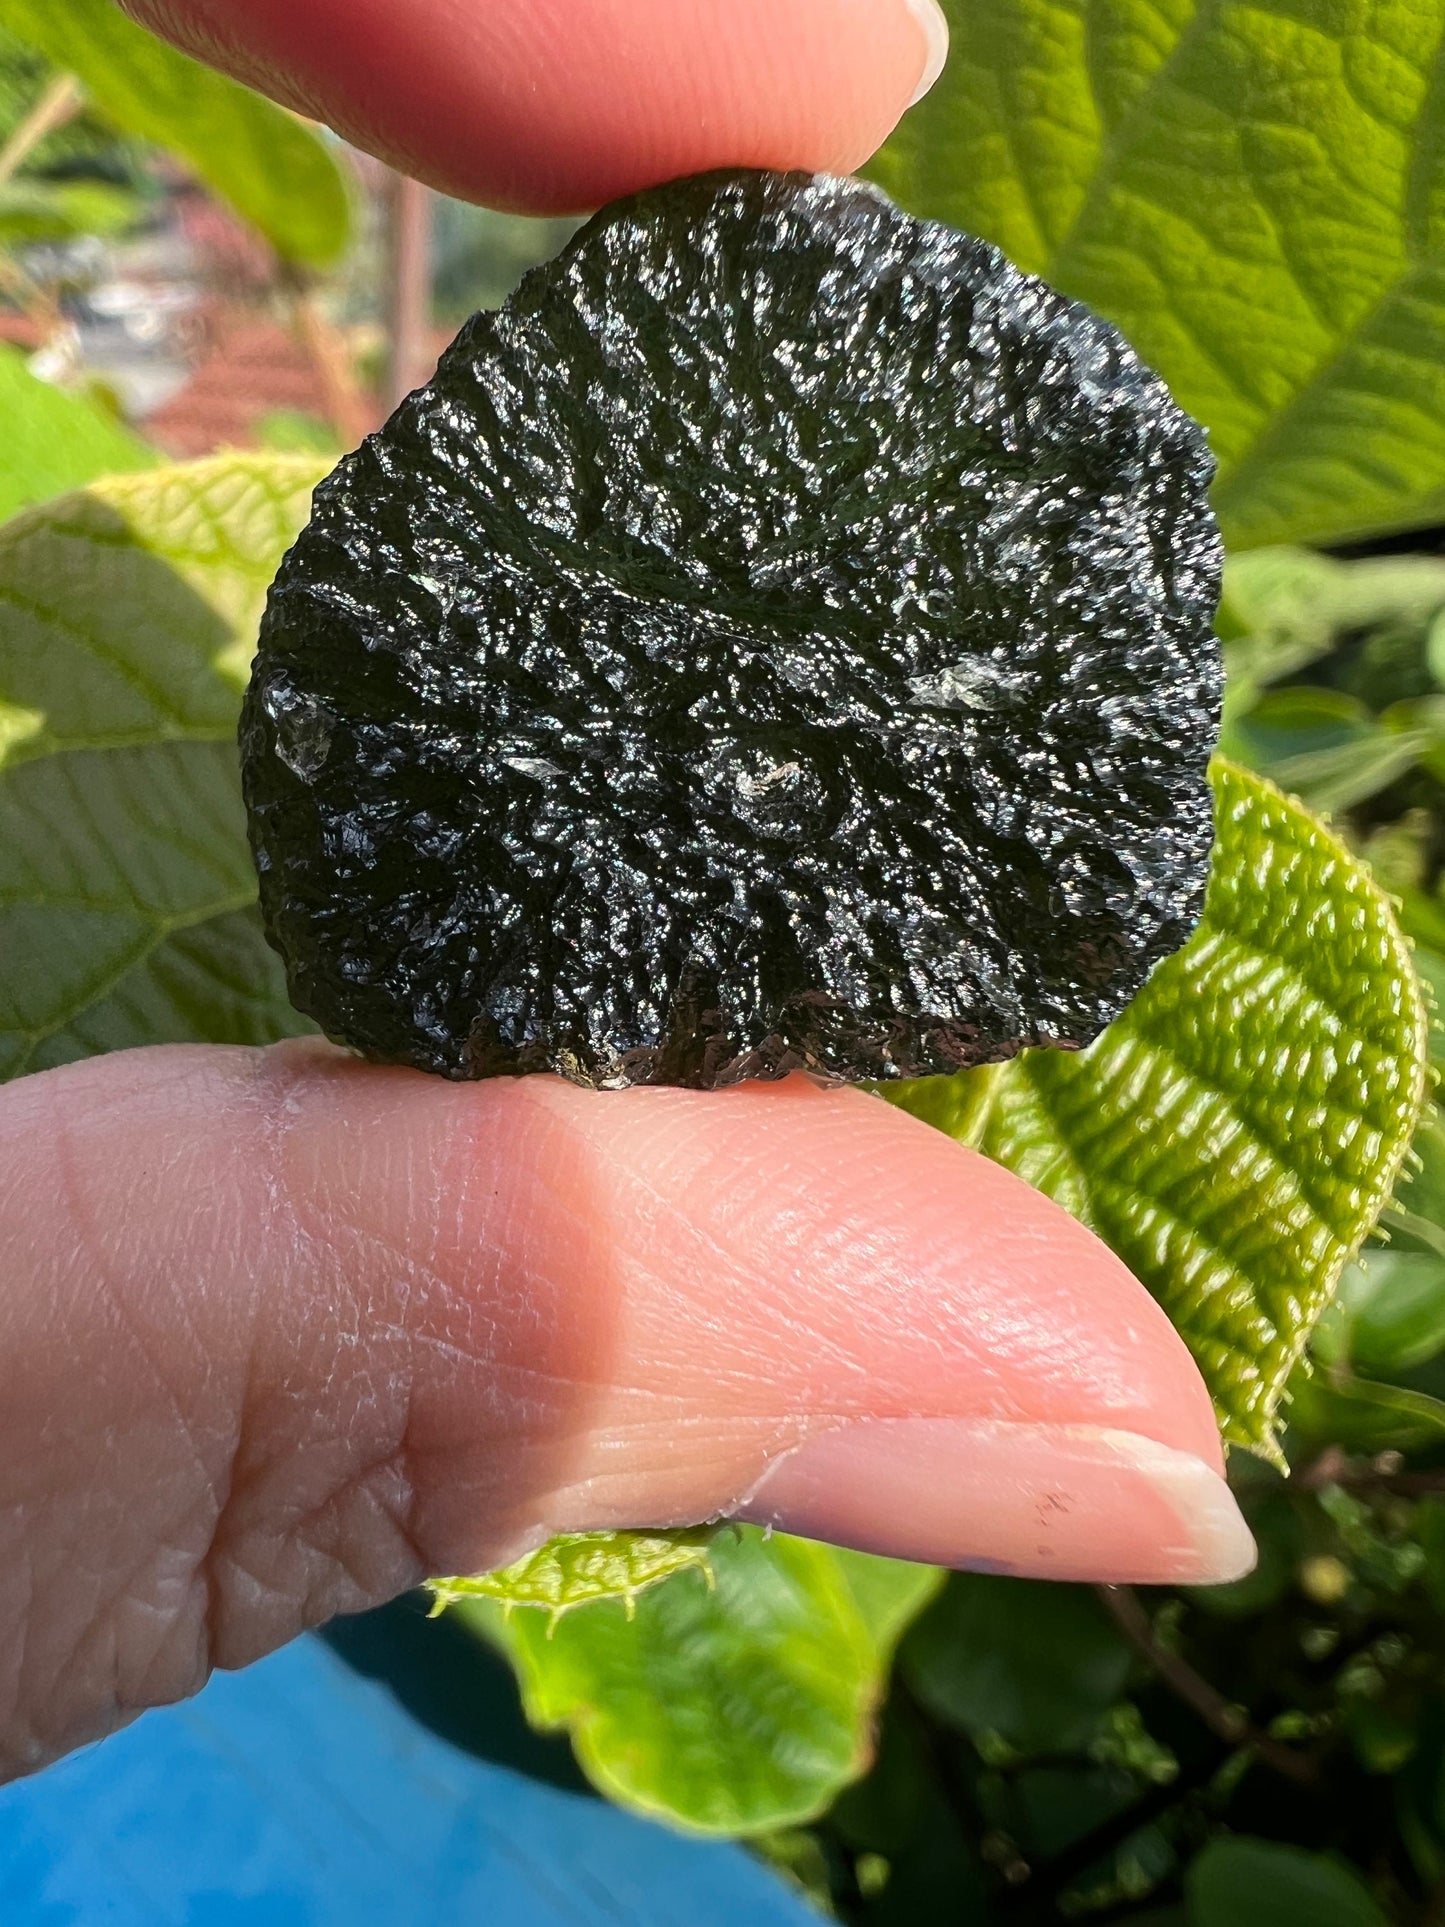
[0,1628,813,1925]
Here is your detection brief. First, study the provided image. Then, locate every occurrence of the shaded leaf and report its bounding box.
[874,2,1445,549]
[0,0,352,266]
[887,762,1430,1453]
[1287,1368,1445,1457]
[1225,688,1442,814]
[1263,729,1441,816]
[1188,1484,1302,1620]
[1187,1836,1386,1927]
[0,455,329,1078]
[0,343,153,524]
[462,1531,941,1835]
[902,1574,1132,1757]
[1314,1250,1445,1377]
[1396,1114,1445,1225]
[430,1529,718,1625]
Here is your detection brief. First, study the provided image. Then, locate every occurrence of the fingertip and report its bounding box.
[542,1073,1227,1480]
[119,0,944,213]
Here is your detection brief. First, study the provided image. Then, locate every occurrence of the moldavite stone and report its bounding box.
[242,170,1223,1089]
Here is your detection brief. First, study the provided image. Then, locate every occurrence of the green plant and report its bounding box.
[2,0,1445,1918]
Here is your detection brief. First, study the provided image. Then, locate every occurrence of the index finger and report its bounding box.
[119,0,950,213]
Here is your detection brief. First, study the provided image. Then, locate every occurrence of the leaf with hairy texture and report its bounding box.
[0,455,330,1080]
[0,0,352,266]
[886,762,1429,1456]
[874,1,1445,550]
[460,1532,942,1835]
[430,1529,719,1626]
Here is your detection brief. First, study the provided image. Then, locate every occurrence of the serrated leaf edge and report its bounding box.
[1223,760,1430,1455]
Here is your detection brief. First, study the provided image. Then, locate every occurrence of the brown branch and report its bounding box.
[1097,1585,1319,1787]
[281,270,373,449]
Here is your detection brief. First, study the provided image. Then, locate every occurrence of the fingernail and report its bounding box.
[735,1419,1257,1586]
[905,0,950,106]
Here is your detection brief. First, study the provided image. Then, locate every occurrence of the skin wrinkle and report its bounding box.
[7,1080,228,1766]
[254,1052,628,1587]
[199,1046,328,1668]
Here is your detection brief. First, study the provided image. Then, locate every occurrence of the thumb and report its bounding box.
[117,0,950,213]
[0,1041,1251,1780]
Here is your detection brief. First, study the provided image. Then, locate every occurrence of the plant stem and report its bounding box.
[0,72,85,193]
[1097,1586,1318,1787]
[282,271,373,448]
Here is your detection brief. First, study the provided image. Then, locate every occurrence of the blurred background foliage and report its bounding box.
[2,2,1445,1923]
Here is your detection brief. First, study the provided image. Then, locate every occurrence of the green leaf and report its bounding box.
[1232,688,1375,765]
[1187,1837,1386,1927]
[462,1530,941,1835]
[1417,1497,1445,1612]
[1418,959,1445,1079]
[1260,728,1440,815]
[0,454,330,1079]
[1188,1483,1302,1619]
[1287,1366,1445,1456]
[1313,1250,1445,1376]
[1218,548,1349,692]
[873,2,1445,550]
[1226,689,1444,814]
[430,1529,719,1626]
[886,762,1429,1453]
[0,0,352,266]
[1216,547,1445,686]
[0,178,141,245]
[0,343,154,524]
[902,1574,1133,1757]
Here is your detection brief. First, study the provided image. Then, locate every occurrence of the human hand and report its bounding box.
[1,0,1254,1787]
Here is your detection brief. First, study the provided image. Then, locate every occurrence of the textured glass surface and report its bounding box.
[243,171,1222,1086]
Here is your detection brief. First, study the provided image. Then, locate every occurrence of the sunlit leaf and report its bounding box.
[887,763,1430,1454]
[875,1,1445,549]
[0,0,352,266]
[462,1532,941,1835]
[430,1529,718,1626]
[0,344,153,525]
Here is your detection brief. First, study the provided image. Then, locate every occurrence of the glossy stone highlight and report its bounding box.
[242,171,1222,1087]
